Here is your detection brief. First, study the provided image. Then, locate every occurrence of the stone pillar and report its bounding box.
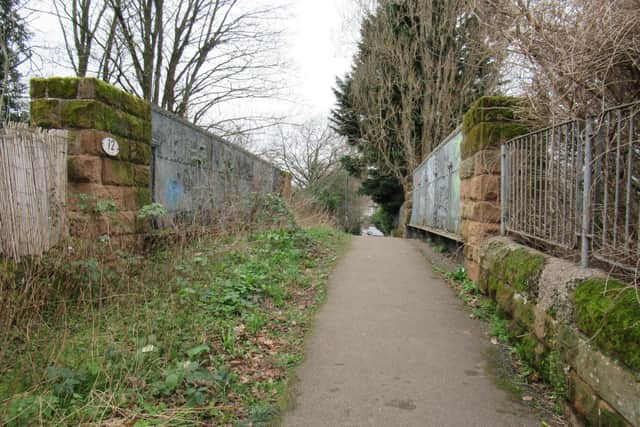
[460,96,528,281]
[30,77,152,243]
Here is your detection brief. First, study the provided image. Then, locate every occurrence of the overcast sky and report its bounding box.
[26,0,361,127]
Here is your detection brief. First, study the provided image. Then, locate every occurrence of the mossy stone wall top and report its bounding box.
[574,278,640,372]
[461,96,529,160]
[30,77,150,120]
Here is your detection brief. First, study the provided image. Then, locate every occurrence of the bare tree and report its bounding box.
[52,0,109,77]
[500,0,640,121]
[47,0,285,129]
[348,0,504,225]
[267,120,342,188]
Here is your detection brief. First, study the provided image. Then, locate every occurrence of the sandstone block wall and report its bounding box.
[30,77,152,242]
[460,97,528,281]
[479,237,639,426]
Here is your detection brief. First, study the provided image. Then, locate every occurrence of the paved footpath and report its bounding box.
[282,236,542,427]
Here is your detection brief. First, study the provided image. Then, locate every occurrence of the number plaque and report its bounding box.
[101,137,119,157]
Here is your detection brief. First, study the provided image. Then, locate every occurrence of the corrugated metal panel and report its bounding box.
[409,128,462,239]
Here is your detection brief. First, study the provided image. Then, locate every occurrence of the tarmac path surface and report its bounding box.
[282,236,543,427]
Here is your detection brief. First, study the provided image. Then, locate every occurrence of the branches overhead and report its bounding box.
[332,0,504,222]
[49,0,284,126]
[502,0,640,120]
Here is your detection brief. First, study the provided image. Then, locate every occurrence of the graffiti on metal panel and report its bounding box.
[409,129,462,237]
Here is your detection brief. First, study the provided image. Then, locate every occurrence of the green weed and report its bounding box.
[0,221,349,426]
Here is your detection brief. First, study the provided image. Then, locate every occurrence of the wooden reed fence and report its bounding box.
[0,123,68,260]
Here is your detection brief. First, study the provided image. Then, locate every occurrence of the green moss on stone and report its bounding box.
[461,122,529,159]
[103,159,134,186]
[129,142,152,165]
[574,278,640,371]
[134,166,150,186]
[135,187,152,207]
[463,96,523,133]
[513,294,535,329]
[30,99,61,128]
[44,77,79,99]
[29,78,47,98]
[500,248,545,295]
[59,100,150,142]
[495,282,515,314]
[94,79,150,119]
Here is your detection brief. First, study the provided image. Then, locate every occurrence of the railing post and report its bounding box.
[501,143,508,236]
[581,120,593,268]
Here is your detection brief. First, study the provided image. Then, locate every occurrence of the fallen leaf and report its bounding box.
[522,395,533,401]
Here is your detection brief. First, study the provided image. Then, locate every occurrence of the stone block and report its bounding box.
[460,220,500,241]
[572,336,640,425]
[533,305,548,341]
[68,155,102,184]
[461,201,501,223]
[60,99,150,142]
[93,78,150,119]
[598,400,632,427]
[465,260,481,283]
[30,99,61,128]
[461,122,528,159]
[68,183,127,212]
[29,78,47,98]
[135,187,152,207]
[512,292,535,329]
[121,187,142,211]
[102,159,134,186]
[133,164,150,186]
[462,175,500,201]
[129,141,152,165]
[569,372,598,423]
[460,157,475,179]
[89,211,137,236]
[462,96,522,133]
[474,149,501,175]
[68,130,130,161]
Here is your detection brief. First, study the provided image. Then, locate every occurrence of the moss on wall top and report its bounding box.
[574,278,640,372]
[30,77,150,121]
[462,96,523,134]
[482,240,545,298]
[30,77,79,99]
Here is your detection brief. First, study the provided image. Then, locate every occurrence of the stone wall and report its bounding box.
[479,237,640,426]
[29,77,290,242]
[30,77,152,243]
[460,97,528,281]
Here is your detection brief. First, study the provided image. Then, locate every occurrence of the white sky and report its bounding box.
[25,0,361,126]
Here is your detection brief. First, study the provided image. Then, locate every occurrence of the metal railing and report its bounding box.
[502,101,640,271]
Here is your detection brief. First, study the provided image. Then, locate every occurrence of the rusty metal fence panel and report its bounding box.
[502,101,640,272]
[589,102,640,270]
[409,128,462,240]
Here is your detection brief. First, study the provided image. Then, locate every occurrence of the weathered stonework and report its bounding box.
[30,77,152,243]
[478,237,640,427]
[460,97,528,282]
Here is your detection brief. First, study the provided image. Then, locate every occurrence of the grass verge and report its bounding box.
[1,225,349,426]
